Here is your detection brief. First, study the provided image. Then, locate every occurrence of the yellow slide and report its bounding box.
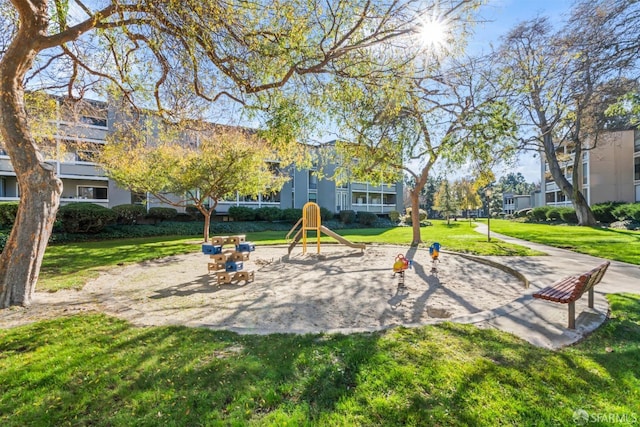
[286,202,366,254]
[319,225,366,252]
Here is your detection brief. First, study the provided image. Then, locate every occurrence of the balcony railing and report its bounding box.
[351,202,397,213]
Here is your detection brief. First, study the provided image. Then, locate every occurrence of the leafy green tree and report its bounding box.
[498,172,536,196]
[496,1,639,226]
[101,125,285,242]
[332,55,518,244]
[0,0,443,307]
[453,178,482,219]
[434,179,458,225]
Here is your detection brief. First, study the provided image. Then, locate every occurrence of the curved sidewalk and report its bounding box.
[471,223,640,350]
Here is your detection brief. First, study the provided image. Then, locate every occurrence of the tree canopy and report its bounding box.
[100,123,286,241]
[329,55,518,244]
[1,0,475,307]
[495,0,640,225]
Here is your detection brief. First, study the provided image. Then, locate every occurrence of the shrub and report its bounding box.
[389,210,400,222]
[545,208,562,221]
[320,207,333,222]
[111,204,146,225]
[0,202,19,228]
[612,203,640,222]
[172,212,194,222]
[531,206,551,221]
[405,207,427,221]
[0,231,6,253]
[591,201,626,223]
[559,208,578,224]
[402,208,428,225]
[185,205,204,220]
[255,206,282,222]
[357,211,378,226]
[57,203,116,234]
[228,206,256,221]
[146,207,178,222]
[339,210,356,224]
[281,208,302,223]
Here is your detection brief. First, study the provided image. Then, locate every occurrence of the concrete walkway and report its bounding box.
[470,223,640,349]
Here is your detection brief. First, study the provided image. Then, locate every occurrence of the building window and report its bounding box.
[582,162,588,186]
[80,115,108,128]
[635,156,640,181]
[77,186,108,200]
[261,192,280,203]
[131,192,146,205]
[308,171,317,190]
[308,192,317,202]
[634,129,640,153]
[545,192,555,203]
[353,192,367,204]
[383,194,396,205]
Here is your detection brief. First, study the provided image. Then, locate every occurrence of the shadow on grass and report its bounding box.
[1,295,639,425]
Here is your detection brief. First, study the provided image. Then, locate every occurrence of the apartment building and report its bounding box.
[213,164,402,215]
[0,97,403,216]
[0,98,131,208]
[502,192,534,215]
[540,128,640,207]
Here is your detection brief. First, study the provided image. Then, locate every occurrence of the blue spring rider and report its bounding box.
[429,242,441,274]
[429,242,441,260]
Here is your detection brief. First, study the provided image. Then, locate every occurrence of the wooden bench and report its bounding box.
[532,261,610,329]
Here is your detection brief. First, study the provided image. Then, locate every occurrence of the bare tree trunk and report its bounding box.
[198,200,218,243]
[571,143,597,226]
[573,187,597,225]
[409,189,421,245]
[543,133,597,226]
[0,15,63,307]
[408,160,435,246]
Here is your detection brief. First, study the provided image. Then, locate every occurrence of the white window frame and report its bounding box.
[76,185,108,200]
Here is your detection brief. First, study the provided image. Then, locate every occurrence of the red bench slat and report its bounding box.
[533,276,586,303]
[532,261,610,329]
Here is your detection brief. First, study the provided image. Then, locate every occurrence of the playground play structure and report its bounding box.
[392,242,441,287]
[202,235,256,285]
[286,202,366,255]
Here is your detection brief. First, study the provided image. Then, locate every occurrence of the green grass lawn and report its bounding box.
[1,293,638,426]
[486,219,640,265]
[38,221,541,292]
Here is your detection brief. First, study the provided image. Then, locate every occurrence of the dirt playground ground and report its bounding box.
[0,244,527,333]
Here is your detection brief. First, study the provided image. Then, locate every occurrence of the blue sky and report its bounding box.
[461,0,575,183]
[470,0,574,52]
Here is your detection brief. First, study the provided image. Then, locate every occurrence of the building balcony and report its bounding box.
[60,197,109,207]
[351,202,397,213]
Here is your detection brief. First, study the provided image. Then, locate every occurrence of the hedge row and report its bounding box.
[0,202,18,228]
[529,202,640,224]
[0,201,396,252]
[227,206,309,223]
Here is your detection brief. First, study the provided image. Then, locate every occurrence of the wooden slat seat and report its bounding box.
[533,261,610,329]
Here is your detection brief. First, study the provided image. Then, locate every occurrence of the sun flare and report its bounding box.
[418,16,449,51]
